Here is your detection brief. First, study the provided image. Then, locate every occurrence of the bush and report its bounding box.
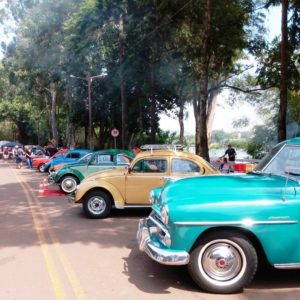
[246,143,266,159]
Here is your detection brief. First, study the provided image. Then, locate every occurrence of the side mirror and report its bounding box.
[127,166,131,174]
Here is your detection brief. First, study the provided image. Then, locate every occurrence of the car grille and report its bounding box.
[149,211,171,246]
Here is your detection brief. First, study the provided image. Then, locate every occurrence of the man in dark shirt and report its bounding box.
[224,144,237,166]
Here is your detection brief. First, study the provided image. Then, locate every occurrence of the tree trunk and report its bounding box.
[193,81,201,154]
[99,120,105,149]
[44,94,51,141]
[66,89,75,148]
[138,97,144,143]
[150,64,156,143]
[207,88,219,144]
[278,0,288,142]
[119,14,128,149]
[194,0,211,161]
[178,97,184,145]
[50,82,58,145]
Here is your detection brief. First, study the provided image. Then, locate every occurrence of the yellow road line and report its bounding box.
[14,168,87,300]
[13,170,67,300]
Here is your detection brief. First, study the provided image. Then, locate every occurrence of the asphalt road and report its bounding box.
[1,159,300,300]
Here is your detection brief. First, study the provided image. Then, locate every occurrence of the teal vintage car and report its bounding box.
[53,149,134,193]
[137,137,300,294]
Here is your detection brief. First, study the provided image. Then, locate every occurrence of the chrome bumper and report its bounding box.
[48,171,56,184]
[67,193,75,203]
[137,218,189,265]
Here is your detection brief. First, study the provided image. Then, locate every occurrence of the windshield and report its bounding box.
[254,143,283,172]
[255,144,300,178]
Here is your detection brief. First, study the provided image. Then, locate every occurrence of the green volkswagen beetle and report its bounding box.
[137,137,300,294]
[53,149,134,193]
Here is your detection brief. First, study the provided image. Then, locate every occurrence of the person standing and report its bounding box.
[219,157,233,173]
[14,145,24,169]
[25,147,33,168]
[222,144,237,167]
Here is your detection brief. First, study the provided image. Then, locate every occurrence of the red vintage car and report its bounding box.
[32,148,68,172]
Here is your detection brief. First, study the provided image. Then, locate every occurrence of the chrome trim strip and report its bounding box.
[173,220,298,226]
[113,204,151,209]
[149,215,166,231]
[122,205,151,208]
[274,263,300,269]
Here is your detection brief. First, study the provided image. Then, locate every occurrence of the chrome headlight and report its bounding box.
[161,205,169,225]
[149,190,155,204]
[149,189,162,204]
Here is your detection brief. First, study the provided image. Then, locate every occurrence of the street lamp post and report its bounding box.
[70,72,105,149]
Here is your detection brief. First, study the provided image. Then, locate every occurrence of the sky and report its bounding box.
[159,6,282,135]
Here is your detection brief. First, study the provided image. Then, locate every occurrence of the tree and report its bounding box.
[170,0,256,160]
[260,0,300,142]
[278,0,289,142]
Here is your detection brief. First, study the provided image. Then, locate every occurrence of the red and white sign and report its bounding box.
[111,128,119,137]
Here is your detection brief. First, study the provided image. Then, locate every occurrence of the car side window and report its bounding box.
[69,153,81,159]
[90,154,113,165]
[132,159,167,173]
[171,158,201,173]
[116,154,132,165]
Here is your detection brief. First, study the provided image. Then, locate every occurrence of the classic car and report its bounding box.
[33,148,68,172]
[52,149,135,193]
[43,149,93,173]
[71,146,219,218]
[137,137,300,294]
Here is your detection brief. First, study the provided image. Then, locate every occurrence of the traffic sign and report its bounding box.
[111,128,119,137]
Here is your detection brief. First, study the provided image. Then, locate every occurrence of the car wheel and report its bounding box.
[188,231,258,294]
[60,175,79,194]
[82,190,112,219]
[38,163,45,172]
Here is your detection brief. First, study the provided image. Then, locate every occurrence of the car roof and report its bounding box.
[93,149,135,158]
[67,149,93,153]
[284,137,300,145]
[134,149,202,160]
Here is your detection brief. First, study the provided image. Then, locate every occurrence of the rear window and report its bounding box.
[171,158,200,173]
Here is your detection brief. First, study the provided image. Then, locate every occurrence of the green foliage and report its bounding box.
[246,124,277,158]
[246,143,265,159]
[1,0,297,149]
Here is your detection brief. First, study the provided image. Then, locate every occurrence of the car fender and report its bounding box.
[55,168,79,183]
[75,180,125,208]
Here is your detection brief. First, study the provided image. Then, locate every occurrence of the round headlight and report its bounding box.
[161,205,169,225]
[149,190,155,204]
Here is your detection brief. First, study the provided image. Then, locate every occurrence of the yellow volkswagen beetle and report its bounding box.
[71,146,219,218]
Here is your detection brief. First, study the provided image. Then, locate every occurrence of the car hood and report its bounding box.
[55,162,87,176]
[49,157,66,164]
[82,167,127,182]
[33,157,49,161]
[157,173,299,208]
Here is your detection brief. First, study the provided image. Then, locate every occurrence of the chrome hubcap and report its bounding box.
[88,196,106,215]
[201,241,242,282]
[62,178,77,193]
